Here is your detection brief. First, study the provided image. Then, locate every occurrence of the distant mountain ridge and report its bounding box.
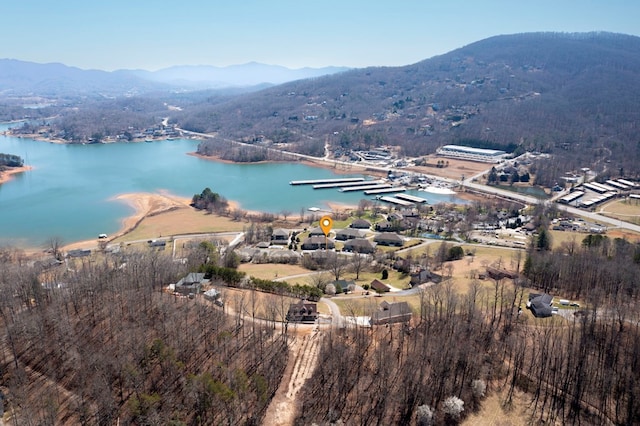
[0,59,350,95]
[132,62,350,88]
[183,32,640,175]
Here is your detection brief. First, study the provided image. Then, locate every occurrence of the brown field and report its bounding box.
[599,198,640,225]
[407,156,493,180]
[462,388,534,426]
[238,263,312,281]
[214,286,300,321]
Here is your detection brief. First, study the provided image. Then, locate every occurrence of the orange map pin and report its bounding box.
[319,215,333,236]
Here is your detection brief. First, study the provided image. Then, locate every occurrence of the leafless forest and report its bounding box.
[296,236,640,425]
[0,250,288,425]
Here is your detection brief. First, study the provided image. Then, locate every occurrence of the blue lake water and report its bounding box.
[0,122,463,247]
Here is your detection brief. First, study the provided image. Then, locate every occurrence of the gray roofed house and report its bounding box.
[374,232,405,247]
[335,228,364,241]
[175,272,206,295]
[301,236,335,251]
[308,226,327,237]
[350,219,371,229]
[410,269,442,286]
[370,301,412,325]
[343,238,376,254]
[333,279,355,293]
[528,293,553,318]
[271,228,290,245]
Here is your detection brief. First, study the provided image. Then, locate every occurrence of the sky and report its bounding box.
[3,0,639,71]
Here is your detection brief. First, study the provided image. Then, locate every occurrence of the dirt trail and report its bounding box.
[263,326,322,425]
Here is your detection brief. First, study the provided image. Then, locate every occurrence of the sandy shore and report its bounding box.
[62,191,243,251]
[0,165,33,185]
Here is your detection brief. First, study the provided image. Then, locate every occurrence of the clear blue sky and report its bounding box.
[3,0,639,71]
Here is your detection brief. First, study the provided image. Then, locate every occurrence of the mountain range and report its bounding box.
[0,59,349,95]
[181,32,640,176]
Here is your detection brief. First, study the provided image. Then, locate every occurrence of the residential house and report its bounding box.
[301,236,335,251]
[399,208,420,218]
[335,228,364,241]
[350,219,371,229]
[387,212,403,222]
[175,272,206,295]
[527,293,553,318]
[148,240,167,250]
[343,238,376,254]
[410,269,442,286]
[333,279,355,293]
[370,279,391,293]
[370,301,412,325]
[485,266,519,280]
[271,228,290,245]
[308,226,327,237]
[375,220,406,232]
[203,288,221,301]
[374,232,405,247]
[286,300,319,322]
[67,249,91,258]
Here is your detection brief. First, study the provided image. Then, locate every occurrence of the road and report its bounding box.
[462,179,640,233]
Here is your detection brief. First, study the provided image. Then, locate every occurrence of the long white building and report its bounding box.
[436,145,508,163]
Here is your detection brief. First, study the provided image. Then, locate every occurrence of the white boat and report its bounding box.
[420,186,456,195]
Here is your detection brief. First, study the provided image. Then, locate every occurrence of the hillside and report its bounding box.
[185,32,640,176]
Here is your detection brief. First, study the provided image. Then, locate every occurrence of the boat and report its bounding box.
[420,186,456,195]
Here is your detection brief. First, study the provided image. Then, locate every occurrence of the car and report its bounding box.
[570,302,580,307]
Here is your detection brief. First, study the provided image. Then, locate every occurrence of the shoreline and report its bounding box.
[0,165,33,185]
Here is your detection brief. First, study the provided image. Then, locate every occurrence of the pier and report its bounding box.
[377,196,414,206]
[395,193,428,203]
[364,187,407,195]
[340,184,391,193]
[313,179,384,189]
[290,177,365,186]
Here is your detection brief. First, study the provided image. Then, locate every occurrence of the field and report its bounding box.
[407,156,492,180]
[599,197,640,225]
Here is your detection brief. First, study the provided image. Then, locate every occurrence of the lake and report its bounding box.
[0,122,463,247]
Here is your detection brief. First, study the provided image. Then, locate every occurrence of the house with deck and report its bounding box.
[370,301,412,325]
[286,300,319,322]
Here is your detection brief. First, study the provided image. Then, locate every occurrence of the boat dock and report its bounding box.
[364,186,407,195]
[377,196,414,206]
[340,184,391,193]
[290,177,364,186]
[313,179,384,189]
[395,193,428,203]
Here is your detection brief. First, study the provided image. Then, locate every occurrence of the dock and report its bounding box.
[395,193,428,203]
[340,184,392,193]
[377,196,414,206]
[313,179,384,189]
[290,177,364,186]
[364,187,407,195]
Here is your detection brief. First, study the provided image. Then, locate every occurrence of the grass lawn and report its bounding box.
[332,293,423,317]
[114,208,246,243]
[599,198,640,225]
[238,263,312,281]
